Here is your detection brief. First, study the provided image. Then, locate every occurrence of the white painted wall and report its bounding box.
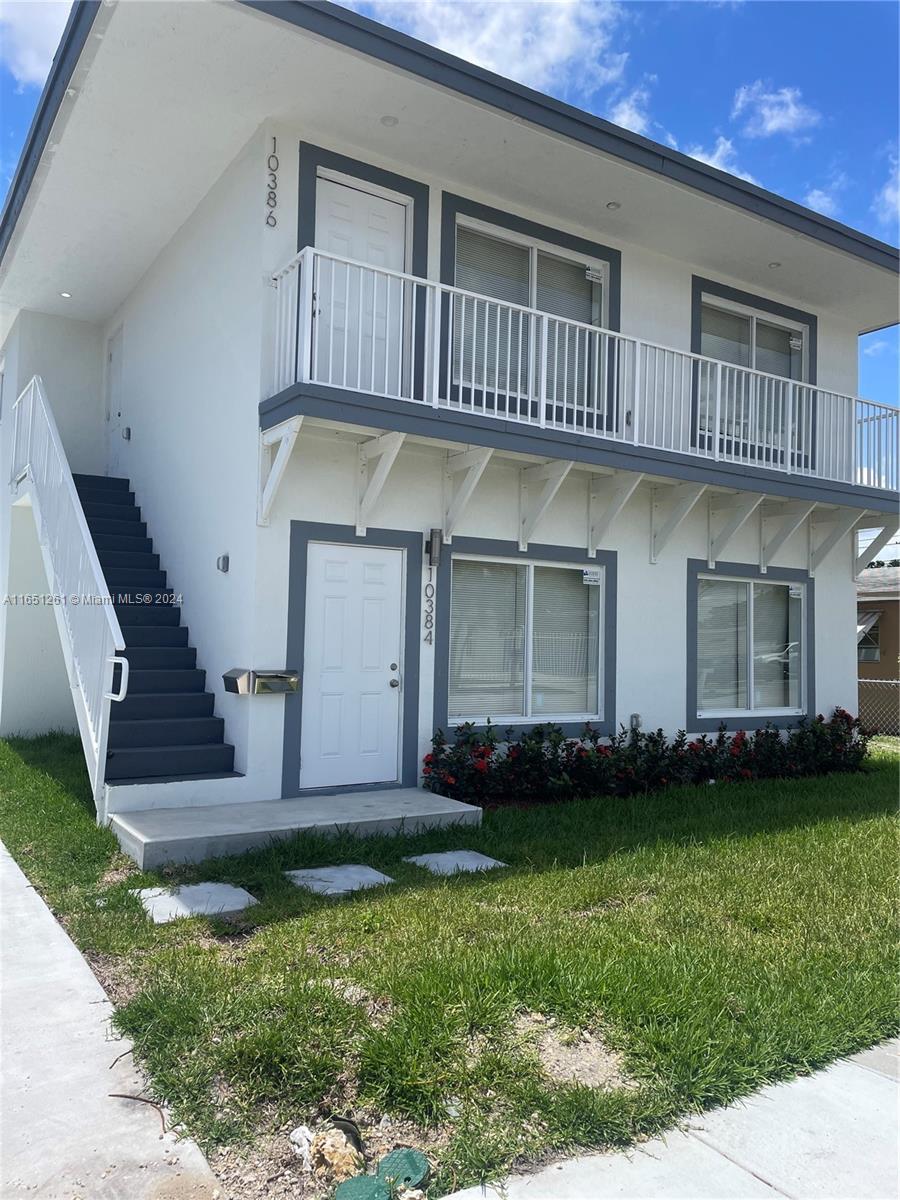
[260,428,859,787]
[101,130,270,785]
[0,120,864,799]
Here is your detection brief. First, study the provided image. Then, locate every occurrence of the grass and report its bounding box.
[1,732,898,1195]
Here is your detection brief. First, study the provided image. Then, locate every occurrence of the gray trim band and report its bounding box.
[440,193,622,331]
[240,0,899,275]
[433,537,617,738]
[686,558,816,732]
[691,276,818,384]
[260,383,899,514]
[283,521,423,797]
[0,1,101,269]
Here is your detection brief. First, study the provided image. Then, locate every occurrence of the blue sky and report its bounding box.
[1,0,898,402]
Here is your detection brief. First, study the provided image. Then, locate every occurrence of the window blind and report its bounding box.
[697,578,748,710]
[700,304,751,368]
[531,566,600,715]
[454,226,530,394]
[755,319,803,381]
[449,560,526,717]
[752,583,801,708]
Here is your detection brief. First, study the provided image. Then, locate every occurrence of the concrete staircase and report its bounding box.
[73,474,236,785]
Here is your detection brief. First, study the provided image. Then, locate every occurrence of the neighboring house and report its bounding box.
[857,567,900,679]
[0,1,898,864]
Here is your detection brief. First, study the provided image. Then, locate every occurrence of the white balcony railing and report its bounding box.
[10,377,128,808]
[270,247,899,492]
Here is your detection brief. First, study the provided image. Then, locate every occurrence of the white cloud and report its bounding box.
[862,339,890,357]
[607,84,651,135]
[349,1,627,96]
[804,170,848,218]
[0,0,72,89]
[685,136,759,185]
[872,153,899,234]
[732,80,821,139]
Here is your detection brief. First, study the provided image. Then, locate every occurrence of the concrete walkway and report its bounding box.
[0,842,217,1200]
[450,1042,899,1200]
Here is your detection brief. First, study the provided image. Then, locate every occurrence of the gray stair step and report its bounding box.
[93,533,154,554]
[82,500,142,522]
[104,567,168,589]
[99,550,160,571]
[88,517,148,538]
[127,668,206,694]
[114,604,180,626]
[112,691,215,720]
[105,742,235,782]
[108,716,225,749]
[121,625,189,647]
[73,473,130,491]
[123,646,197,671]
[76,488,135,508]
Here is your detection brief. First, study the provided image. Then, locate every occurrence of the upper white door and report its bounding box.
[314,177,408,394]
[300,542,404,789]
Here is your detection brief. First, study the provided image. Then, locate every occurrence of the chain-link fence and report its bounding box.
[858,679,900,735]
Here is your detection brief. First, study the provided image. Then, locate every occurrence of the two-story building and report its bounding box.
[1,0,897,865]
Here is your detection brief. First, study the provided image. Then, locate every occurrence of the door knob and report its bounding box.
[389,678,401,688]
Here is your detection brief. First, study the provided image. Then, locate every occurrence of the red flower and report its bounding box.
[474,759,488,772]
[423,752,434,764]
[740,768,752,779]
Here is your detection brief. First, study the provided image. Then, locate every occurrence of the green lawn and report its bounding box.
[1,733,898,1196]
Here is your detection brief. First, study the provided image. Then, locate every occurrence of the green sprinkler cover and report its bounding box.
[376,1147,430,1188]
[334,1177,390,1200]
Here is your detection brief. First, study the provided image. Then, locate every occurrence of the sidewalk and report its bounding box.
[450,1042,899,1200]
[0,842,217,1200]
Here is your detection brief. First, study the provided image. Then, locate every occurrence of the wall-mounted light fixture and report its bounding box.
[426,528,442,567]
[216,555,230,573]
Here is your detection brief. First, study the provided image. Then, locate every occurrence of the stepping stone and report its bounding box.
[136,882,257,924]
[402,850,506,875]
[285,865,394,895]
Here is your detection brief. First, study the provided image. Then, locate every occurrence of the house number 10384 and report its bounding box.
[265,137,278,227]
[423,569,435,644]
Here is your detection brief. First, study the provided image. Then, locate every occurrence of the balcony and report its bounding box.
[268,247,899,493]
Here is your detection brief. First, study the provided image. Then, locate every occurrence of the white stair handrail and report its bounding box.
[9,376,127,810]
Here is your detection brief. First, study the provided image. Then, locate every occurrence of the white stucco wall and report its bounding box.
[101,131,267,779]
[0,122,865,795]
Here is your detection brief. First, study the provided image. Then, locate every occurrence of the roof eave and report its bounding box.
[241,0,900,276]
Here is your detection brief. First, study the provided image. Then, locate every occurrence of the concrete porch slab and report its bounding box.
[285,864,394,895]
[110,789,481,868]
[136,882,258,923]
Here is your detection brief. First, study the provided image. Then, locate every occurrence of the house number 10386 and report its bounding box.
[423,569,435,644]
[265,137,278,227]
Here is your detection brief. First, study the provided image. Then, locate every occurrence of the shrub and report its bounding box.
[422,708,871,807]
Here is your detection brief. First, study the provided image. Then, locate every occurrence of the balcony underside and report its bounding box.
[261,380,899,515]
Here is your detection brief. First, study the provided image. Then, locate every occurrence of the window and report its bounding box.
[700,301,806,382]
[452,223,604,403]
[858,612,881,662]
[449,557,602,721]
[696,576,804,715]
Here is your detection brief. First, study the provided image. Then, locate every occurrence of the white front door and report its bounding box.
[314,177,408,394]
[300,542,404,789]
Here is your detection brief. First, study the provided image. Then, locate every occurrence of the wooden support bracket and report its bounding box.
[855,521,900,577]
[650,482,707,562]
[588,472,643,556]
[443,447,493,542]
[810,507,870,575]
[519,460,573,550]
[356,431,405,535]
[759,501,816,572]
[257,416,303,526]
[707,492,763,567]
